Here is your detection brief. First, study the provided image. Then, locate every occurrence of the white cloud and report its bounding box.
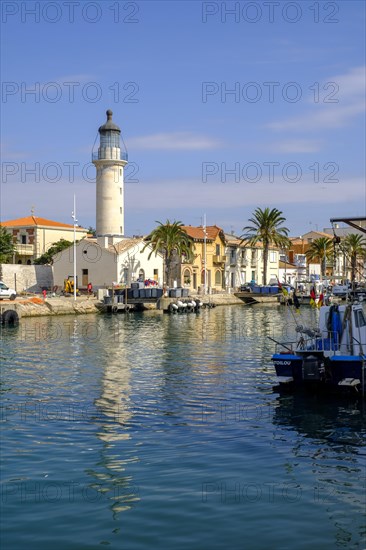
[127,132,223,151]
[267,66,365,132]
[125,177,364,210]
[268,139,323,153]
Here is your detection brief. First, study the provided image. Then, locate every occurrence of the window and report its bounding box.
[269,252,277,262]
[215,270,221,285]
[21,235,27,244]
[216,244,220,255]
[138,269,145,281]
[120,207,122,214]
[120,188,122,195]
[230,249,236,263]
[183,269,191,285]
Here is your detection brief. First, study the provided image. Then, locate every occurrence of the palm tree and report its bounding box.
[305,237,333,277]
[241,207,290,285]
[142,220,194,287]
[343,233,366,284]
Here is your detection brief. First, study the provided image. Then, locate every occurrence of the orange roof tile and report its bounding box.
[181,225,225,242]
[0,216,87,231]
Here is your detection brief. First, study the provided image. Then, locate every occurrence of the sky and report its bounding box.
[1,0,365,237]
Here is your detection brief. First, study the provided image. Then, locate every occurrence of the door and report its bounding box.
[82,269,88,287]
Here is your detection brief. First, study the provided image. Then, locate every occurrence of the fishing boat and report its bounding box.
[271,302,366,397]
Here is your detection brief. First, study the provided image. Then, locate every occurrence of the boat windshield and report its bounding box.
[354,309,366,328]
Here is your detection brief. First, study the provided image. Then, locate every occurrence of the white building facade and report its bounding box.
[53,237,163,289]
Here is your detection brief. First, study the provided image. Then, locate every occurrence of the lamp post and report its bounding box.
[71,194,78,302]
[203,214,207,296]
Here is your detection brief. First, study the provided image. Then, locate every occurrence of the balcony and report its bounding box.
[213,255,227,264]
[15,244,34,256]
[92,150,128,162]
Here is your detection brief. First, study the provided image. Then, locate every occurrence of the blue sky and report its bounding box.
[1,0,365,236]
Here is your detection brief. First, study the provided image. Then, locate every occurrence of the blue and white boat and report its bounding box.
[271,302,366,397]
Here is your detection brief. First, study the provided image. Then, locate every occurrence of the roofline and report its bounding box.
[0,222,87,231]
[330,217,366,234]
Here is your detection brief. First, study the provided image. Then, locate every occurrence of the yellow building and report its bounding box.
[1,216,88,264]
[181,225,227,293]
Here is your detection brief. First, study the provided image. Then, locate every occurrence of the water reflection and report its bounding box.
[273,394,366,548]
[78,317,140,518]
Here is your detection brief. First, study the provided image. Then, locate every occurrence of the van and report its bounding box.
[0,281,17,300]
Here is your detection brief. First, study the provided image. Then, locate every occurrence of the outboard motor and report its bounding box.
[302,355,324,381]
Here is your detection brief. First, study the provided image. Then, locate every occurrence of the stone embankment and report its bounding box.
[0,292,245,319]
[0,296,100,318]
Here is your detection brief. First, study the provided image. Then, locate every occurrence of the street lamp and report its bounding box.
[203,213,207,296]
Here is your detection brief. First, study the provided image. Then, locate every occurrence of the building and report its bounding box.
[0,215,88,264]
[53,237,163,289]
[179,225,227,293]
[278,260,297,286]
[225,233,280,289]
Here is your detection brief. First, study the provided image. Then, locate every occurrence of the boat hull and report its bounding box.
[272,352,365,395]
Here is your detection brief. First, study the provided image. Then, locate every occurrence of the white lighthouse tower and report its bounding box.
[93,110,128,242]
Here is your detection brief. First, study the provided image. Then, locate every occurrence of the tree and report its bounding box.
[34,238,74,265]
[343,233,366,283]
[0,226,15,264]
[305,237,333,277]
[241,208,290,285]
[87,226,96,236]
[142,220,194,287]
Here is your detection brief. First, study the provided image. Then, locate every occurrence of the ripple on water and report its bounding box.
[1,307,365,549]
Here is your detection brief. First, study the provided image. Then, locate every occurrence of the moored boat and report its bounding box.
[271,302,366,397]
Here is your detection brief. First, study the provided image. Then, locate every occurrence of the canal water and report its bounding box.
[1,305,365,549]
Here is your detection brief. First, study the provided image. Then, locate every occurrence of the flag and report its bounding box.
[310,286,316,307]
[278,280,289,298]
[317,292,324,308]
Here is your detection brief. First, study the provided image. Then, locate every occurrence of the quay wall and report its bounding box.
[0,264,53,293]
[0,296,100,319]
[1,292,249,320]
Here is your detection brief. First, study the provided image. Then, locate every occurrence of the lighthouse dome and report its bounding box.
[98,110,121,133]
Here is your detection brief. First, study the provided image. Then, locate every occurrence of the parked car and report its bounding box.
[0,281,17,300]
[240,284,251,292]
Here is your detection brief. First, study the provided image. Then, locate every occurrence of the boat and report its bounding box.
[271,301,366,397]
[235,284,285,304]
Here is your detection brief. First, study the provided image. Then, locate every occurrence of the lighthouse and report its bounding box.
[93,110,128,241]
